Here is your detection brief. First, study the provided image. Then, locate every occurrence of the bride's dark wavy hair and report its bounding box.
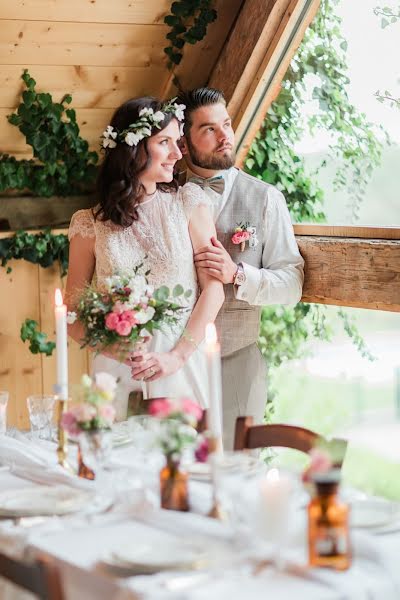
[95,97,179,227]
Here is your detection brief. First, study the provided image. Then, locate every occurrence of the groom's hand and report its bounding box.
[194,236,237,284]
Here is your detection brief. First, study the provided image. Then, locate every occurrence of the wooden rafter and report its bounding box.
[208,0,321,165]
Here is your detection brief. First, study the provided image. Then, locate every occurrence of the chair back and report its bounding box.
[234,416,347,466]
[0,552,64,600]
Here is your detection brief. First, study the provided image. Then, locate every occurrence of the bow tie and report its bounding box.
[188,175,225,195]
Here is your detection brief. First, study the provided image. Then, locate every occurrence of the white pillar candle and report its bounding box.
[258,468,291,543]
[205,323,223,453]
[54,288,68,400]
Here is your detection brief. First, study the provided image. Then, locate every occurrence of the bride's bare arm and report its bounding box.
[131,204,224,381]
[64,234,96,345]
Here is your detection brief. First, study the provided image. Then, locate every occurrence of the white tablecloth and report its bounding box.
[0,434,399,600]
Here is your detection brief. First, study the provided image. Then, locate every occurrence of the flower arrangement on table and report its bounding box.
[302,438,347,493]
[61,372,117,436]
[67,266,191,359]
[149,397,203,511]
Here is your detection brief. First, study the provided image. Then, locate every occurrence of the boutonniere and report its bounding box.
[231,222,259,252]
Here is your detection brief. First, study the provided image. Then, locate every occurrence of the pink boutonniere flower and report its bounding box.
[231,222,258,252]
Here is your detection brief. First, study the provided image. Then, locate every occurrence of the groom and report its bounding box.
[178,87,304,449]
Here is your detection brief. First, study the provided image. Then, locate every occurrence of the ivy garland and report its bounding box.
[0,70,98,197]
[164,0,217,66]
[0,229,69,276]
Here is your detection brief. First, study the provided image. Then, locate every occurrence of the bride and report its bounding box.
[65,96,224,418]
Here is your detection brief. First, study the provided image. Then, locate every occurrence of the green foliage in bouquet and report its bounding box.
[74,265,191,355]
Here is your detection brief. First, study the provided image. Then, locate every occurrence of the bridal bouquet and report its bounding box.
[68,266,191,357]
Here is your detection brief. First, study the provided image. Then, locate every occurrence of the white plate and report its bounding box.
[0,486,93,517]
[350,498,400,529]
[104,541,207,575]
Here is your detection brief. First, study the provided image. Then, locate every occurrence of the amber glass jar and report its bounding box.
[308,474,351,570]
[160,460,189,511]
[77,445,95,480]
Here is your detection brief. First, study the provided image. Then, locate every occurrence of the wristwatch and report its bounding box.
[233,263,246,286]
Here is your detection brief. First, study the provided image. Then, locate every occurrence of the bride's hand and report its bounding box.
[130,350,184,382]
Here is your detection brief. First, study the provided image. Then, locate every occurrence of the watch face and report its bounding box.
[235,271,246,285]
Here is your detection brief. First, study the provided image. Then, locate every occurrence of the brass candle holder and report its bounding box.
[56,397,73,471]
[207,436,225,520]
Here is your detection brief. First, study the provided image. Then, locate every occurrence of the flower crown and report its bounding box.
[101,99,186,149]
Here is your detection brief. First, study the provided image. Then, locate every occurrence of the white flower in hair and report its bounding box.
[153,110,165,123]
[125,131,145,146]
[102,125,118,148]
[139,107,154,118]
[174,104,186,121]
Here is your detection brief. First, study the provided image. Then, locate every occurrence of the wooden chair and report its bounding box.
[0,552,65,600]
[234,416,347,466]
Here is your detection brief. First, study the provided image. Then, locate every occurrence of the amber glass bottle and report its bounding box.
[160,460,189,511]
[308,474,351,570]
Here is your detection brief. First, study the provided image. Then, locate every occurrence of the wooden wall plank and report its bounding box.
[0,262,42,429]
[294,224,400,239]
[1,0,171,24]
[0,65,169,109]
[298,236,400,312]
[0,21,167,67]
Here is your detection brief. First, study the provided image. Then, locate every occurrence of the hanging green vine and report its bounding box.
[0,229,69,276]
[164,1,217,66]
[20,319,55,357]
[0,70,98,197]
[245,0,380,415]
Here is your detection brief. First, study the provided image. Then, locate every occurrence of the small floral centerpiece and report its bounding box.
[67,265,190,358]
[149,397,203,511]
[231,221,258,252]
[61,372,117,479]
[302,439,347,494]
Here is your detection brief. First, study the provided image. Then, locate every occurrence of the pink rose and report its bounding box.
[105,312,119,331]
[149,398,173,418]
[98,403,116,423]
[73,402,97,423]
[112,301,125,314]
[181,397,203,422]
[120,310,137,326]
[231,231,251,245]
[60,412,80,436]
[115,319,132,336]
[302,448,333,483]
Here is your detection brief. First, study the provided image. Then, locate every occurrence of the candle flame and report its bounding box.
[266,468,280,483]
[205,322,217,344]
[55,288,64,307]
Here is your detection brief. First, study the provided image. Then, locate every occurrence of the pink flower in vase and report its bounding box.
[194,436,210,463]
[149,398,173,418]
[73,402,97,423]
[60,412,80,437]
[98,403,116,423]
[231,231,250,245]
[105,312,119,331]
[181,397,203,422]
[302,448,333,483]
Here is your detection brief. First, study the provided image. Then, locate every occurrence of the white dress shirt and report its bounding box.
[187,167,304,306]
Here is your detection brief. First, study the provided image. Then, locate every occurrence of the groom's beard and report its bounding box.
[185,136,235,170]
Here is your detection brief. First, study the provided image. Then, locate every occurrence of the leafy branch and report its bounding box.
[0,229,69,276]
[20,319,55,356]
[0,70,98,197]
[164,1,217,66]
[373,5,400,27]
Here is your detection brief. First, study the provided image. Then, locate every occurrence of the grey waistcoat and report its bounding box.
[215,170,268,357]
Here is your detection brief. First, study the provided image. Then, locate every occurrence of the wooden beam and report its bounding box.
[208,0,320,165]
[297,235,400,312]
[294,224,400,240]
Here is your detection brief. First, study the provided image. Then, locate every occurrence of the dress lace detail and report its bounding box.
[180,182,211,220]
[68,209,95,240]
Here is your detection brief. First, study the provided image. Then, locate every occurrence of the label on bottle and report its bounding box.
[315,526,348,557]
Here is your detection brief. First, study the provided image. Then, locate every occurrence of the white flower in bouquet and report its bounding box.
[135,306,156,324]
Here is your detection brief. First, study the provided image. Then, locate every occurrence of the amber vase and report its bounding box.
[160,459,189,511]
[77,445,95,480]
[308,477,351,570]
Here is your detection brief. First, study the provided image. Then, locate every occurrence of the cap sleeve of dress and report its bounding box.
[179,182,212,221]
[68,209,95,241]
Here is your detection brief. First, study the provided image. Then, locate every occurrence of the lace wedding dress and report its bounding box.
[68,183,209,419]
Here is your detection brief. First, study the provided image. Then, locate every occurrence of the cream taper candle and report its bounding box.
[54,288,68,400]
[205,323,223,453]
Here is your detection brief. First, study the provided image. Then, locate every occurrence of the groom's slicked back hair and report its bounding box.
[177,87,226,136]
